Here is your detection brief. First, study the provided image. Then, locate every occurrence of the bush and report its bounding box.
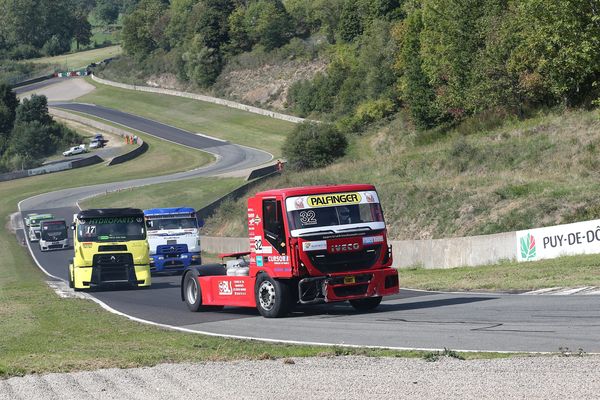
[8,45,41,60]
[282,122,348,170]
[42,35,67,56]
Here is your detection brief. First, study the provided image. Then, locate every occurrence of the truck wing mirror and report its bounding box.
[197,217,204,228]
[70,223,75,231]
[146,220,152,228]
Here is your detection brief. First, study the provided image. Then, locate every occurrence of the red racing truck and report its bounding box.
[181,184,399,317]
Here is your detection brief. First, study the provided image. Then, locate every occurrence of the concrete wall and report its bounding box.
[91,74,309,124]
[199,231,517,270]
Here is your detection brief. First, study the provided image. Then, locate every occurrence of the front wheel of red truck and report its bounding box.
[184,270,203,311]
[255,274,292,318]
[349,296,382,312]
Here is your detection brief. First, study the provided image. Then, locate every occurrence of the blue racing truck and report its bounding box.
[143,207,202,274]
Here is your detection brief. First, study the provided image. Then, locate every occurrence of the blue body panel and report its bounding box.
[144,207,201,274]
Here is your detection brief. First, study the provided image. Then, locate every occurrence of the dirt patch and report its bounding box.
[214,59,326,110]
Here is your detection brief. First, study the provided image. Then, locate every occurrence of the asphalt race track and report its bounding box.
[17,83,600,353]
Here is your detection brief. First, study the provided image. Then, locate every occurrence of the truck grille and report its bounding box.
[157,244,188,254]
[99,245,128,252]
[307,245,381,274]
[92,253,134,282]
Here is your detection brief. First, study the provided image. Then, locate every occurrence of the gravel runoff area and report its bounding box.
[1,355,599,399]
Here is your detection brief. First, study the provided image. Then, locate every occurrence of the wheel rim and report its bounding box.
[258,280,276,311]
[186,277,198,304]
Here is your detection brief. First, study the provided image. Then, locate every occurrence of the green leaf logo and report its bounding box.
[520,233,536,260]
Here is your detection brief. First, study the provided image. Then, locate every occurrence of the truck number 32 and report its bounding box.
[254,238,263,251]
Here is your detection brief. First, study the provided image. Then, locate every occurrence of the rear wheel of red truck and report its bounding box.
[349,296,382,311]
[255,274,292,318]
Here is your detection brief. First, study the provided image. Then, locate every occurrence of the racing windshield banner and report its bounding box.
[286,191,380,211]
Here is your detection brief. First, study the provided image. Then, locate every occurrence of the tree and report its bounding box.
[396,8,438,129]
[95,0,120,25]
[0,84,19,146]
[245,0,292,51]
[282,122,348,170]
[508,0,600,106]
[15,95,52,126]
[73,10,92,50]
[337,0,363,42]
[182,36,222,87]
[122,0,168,58]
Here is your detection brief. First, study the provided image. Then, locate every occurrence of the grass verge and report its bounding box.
[81,177,245,209]
[77,78,294,157]
[400,254,600,291]
[27,46,123,70]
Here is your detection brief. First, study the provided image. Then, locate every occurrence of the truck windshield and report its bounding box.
[77,217,146,242]
[30,216,53,227]
[287,203,384,232]
[147,217,198,231]
[41,221,67,241]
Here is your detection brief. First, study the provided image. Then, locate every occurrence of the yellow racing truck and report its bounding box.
[69,208,151,290]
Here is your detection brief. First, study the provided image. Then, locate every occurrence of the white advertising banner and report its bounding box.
[516,219,600,262]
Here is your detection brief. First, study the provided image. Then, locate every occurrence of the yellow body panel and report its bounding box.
[71,239,151,289]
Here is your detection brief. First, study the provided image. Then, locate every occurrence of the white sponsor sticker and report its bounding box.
[363,235,384,245]
[302,240,327,251]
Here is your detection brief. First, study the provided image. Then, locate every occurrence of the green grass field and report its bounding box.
[78,78,294,157]
[81,177,245,209]
[28,46,122,70]
[400,255,600,291]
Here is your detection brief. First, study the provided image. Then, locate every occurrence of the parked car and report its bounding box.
[89,140,104,149]
[62,144,87,156]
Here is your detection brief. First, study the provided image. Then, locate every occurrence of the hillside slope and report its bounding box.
[203,108,600,240]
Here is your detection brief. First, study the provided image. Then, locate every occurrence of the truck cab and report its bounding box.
[28,213,54,242]
[68,208,151,290]
[39,219,69,251]
[143,207,202,274]
[181,184,399,317]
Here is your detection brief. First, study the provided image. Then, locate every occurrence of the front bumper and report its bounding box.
[298,267,399,304]
[150,253,200,273]
[73,264,151,289]
[40,242,69,251]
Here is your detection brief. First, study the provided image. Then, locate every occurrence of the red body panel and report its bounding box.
[199,276,257,307]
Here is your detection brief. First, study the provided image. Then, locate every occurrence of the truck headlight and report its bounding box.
[181,255,188,258]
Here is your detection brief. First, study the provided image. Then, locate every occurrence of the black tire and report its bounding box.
[183,270,203,312]
[255,274,292,318]
[349,296,383,312]
[182,270,224,312]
